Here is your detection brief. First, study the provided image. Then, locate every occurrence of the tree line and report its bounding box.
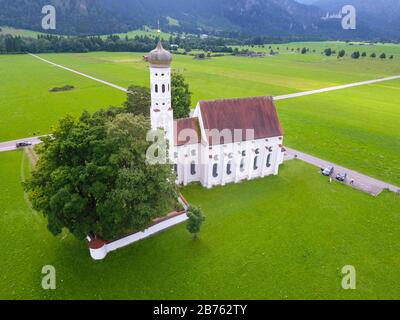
[0,31,337,55]
[0,34,160,54]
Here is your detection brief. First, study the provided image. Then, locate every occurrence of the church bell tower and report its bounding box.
[147,39,174,152]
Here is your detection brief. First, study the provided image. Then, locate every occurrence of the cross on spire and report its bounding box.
[157,20,161,38]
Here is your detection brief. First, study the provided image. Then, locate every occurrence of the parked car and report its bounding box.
[336,173,347,182]
[321,166,334,177]
[16,141,32,148]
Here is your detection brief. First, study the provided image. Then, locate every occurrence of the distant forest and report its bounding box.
[0,33,323,54]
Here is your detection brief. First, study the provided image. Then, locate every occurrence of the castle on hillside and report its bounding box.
[146,41,285,189]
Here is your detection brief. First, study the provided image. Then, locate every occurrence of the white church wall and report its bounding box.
[175,143,201,186]
[199,136,284,188]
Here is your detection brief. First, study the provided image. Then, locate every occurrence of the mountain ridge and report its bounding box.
[0,0,398,40]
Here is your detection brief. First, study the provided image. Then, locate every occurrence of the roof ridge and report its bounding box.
[199,96,273,104]
[174,116,198,122]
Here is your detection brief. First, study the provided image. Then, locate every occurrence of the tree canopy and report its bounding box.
[24,109,177,241]
[337,49,346,58]
[124,85,151,117]
[171,73,192,119]
[186,206,205,238]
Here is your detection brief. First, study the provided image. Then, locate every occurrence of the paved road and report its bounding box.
[274,75,400,100]
[0,137,43,153]
[29,53,129,93]
[285,147,400,196]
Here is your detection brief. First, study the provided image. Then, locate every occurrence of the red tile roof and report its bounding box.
[89,238,107,249]
[174,117,201,146]
[199,96,283,145]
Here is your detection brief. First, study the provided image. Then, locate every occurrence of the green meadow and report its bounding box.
[1,151,399,300]
[0,54,126,141]
[1,42,399,184]
[243,41,400,57]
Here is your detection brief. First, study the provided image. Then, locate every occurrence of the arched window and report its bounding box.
[162,84,166,93]
[173,164,178,174]
[240,158,245,172]
[155,84,158,93]
[190,161,196,175]
[253,156,259,170]
[226,161,232,175]
[266,154,272,168]
[212,163,218,178]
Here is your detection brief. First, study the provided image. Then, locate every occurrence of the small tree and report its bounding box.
[124,85,151,117]
[389,55,394,59]
[371,52,377,58]
[171,73,192,119]
[324,48,332,56]
[186,206,205,239]
[361,52,367,57]
[380,53,387,59]
[301,47,307,54]
[337,49,346,58]
[351,51,360,59]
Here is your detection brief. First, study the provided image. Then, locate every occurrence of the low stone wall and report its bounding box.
[88,194,189,260]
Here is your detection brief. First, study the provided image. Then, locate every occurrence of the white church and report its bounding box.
[146,41,285,189]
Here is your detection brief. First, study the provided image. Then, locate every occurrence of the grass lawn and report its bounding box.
[0,150,399,299]
[241,41,400,57]
[0,54,126,142]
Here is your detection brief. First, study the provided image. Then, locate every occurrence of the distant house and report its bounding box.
[235,50,267,58]
[193,53,207,60]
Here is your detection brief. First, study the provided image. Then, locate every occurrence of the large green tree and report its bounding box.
[24,109,176,241]
[124,74,192,119]
[171,73,192,119]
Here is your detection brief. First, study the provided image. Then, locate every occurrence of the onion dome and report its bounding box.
[147,41,172,67]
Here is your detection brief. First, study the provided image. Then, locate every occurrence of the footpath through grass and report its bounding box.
[0,151,399,299]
